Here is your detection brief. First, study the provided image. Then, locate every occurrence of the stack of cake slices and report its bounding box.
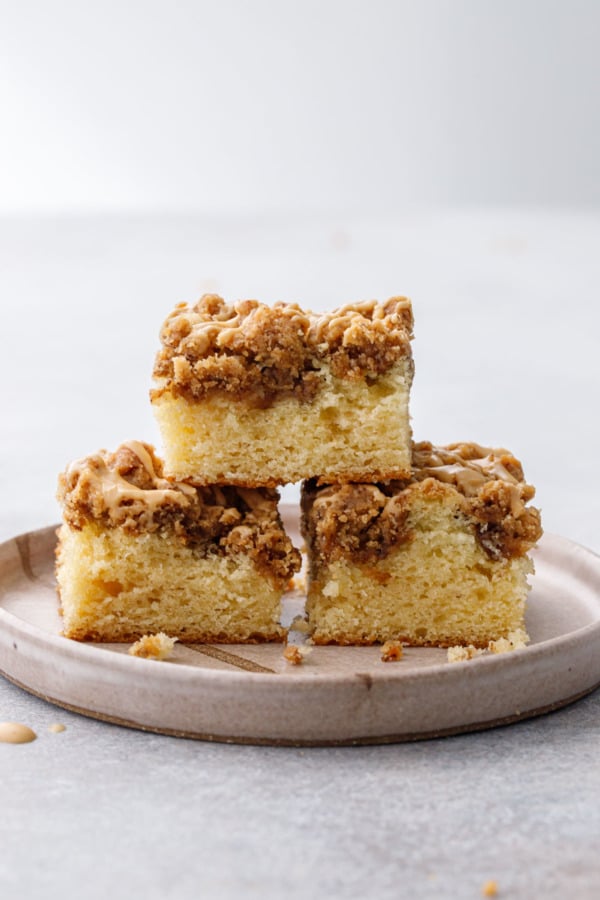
[56,294,542,648]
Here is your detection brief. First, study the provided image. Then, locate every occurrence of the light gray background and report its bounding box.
[1,4,600,900]
[1,0,599,213]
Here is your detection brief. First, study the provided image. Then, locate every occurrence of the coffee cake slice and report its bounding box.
[56,441,300,642]
[301,442,542,647]
[150,294,414,486]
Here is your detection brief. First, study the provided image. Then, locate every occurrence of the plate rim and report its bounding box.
[2,523,600,744]
[0,524,599,686]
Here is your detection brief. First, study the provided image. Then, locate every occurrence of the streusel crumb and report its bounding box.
[152,295,413,407]
[302,441,542,564]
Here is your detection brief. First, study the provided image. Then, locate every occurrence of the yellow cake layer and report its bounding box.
[305,495,533,647]
[153,362,412,485]
[56,524,286,642]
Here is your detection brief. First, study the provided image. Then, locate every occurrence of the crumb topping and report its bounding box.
[152,294,413,406]
[308,297,414,379]
[302,442,542,563]
[301,481,412,564]
[57,441,301,584]
[413,441,542,560]
[412,441,527,497]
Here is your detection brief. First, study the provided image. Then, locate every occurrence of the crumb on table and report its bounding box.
[482,879,498,897]
[129,633,178,661]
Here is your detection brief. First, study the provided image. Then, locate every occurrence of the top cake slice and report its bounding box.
[151,294,414,486]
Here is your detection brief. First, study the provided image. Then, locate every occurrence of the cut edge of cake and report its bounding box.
[55,441,301,643]
[300,441,543,648]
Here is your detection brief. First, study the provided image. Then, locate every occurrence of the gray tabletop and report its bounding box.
[1,211,599,899]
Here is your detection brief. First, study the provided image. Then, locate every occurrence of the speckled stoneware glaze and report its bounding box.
[0,507,599,745]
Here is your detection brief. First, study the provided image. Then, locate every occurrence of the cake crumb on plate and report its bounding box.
[380,640,403,662]
[488,629,529,654]
[447,645,486,663]
[129,633,178,661]
[448,629,530,663]
[283,644,312,665]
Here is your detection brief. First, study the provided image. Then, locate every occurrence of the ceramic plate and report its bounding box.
[0,510,599,745]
